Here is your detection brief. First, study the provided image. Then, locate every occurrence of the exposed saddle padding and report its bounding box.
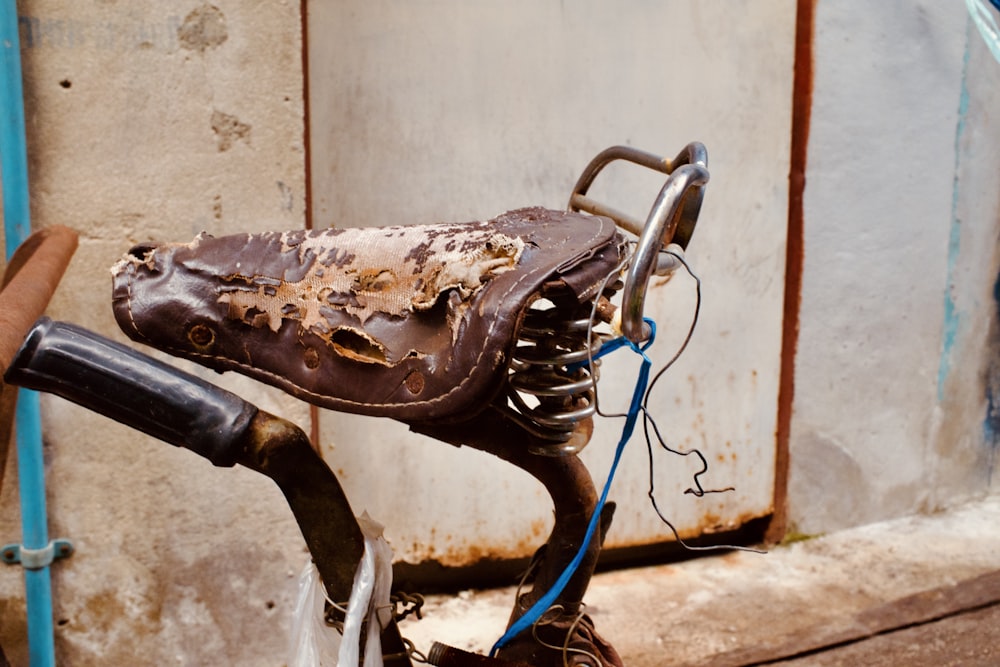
[112,207,624,422]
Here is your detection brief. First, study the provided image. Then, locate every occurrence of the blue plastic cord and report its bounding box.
[491,321,656,655]
[1,2,58,666]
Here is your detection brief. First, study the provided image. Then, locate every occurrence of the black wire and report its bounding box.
[581,245,765,554]
[639,250,766,555]
[642,250,701,408]
[643,408,732,499]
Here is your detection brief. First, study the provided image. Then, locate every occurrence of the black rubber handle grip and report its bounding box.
[3,317,257,467]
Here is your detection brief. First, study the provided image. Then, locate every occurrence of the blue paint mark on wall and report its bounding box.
[937,27,972,402]
[942,19,1000,485]
[983,272,1000,482]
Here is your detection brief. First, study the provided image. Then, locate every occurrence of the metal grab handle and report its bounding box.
[568,142,707,244]
[620,163,709,342]
[568,143,710,343]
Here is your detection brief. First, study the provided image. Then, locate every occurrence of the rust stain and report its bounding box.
[299,0,317,458]
[210,110,250,152]
[303,346,320,369]
[402,518,551,567]
[608,507,772,547]
[693,507,770,537]
[177,4,228,52]
[767,0,815,545]
[403,370,425,395]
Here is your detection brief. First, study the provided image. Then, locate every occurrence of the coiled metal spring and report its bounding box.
[506,294,612,455]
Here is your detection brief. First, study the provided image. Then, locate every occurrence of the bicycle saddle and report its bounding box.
[112,207,625,424]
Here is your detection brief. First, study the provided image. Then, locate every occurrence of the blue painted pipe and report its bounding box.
[1,1,58,665]
[12,395,53,667]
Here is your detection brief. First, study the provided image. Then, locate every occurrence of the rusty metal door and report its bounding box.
[307,0,794,573]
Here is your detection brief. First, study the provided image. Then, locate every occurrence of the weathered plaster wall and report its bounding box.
[0,2,309,665]
[307,0,795,568]
[787,1,1000,535]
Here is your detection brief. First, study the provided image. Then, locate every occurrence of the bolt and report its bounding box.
[404,370,425,395]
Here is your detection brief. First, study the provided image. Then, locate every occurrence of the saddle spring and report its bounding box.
[505,282,620,456]
[503,142,709,456]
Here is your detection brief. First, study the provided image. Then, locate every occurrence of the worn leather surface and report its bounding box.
[112,207,623,422]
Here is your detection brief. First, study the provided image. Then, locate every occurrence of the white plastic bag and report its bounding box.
[289,560,342,666]
[289,512,394,667]
[340,513,394,667]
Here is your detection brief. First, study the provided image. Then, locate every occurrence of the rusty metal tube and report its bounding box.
[427,642,534,667]
[0,225,78,372]
[234,410,366,601]
[411,407,603,618]
[235,417,421,665]
[0,225,77,515]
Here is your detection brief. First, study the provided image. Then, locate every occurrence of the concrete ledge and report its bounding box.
[403,494,1000,666]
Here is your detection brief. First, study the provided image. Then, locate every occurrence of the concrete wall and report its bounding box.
[0,2,310,665]
[787,1,1000,535]
[0,1,997,665]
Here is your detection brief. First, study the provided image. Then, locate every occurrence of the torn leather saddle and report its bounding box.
[112,207,624,425]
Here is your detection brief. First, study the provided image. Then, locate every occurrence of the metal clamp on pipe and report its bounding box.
[1,540,73,570]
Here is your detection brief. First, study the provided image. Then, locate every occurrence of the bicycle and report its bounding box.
[3,143,708,667]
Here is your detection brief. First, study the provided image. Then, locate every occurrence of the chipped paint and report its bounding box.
[123,222,527,369]
[215,226,523,348]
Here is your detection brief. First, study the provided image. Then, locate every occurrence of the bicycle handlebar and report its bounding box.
[2,318,413,661]
[3,317,257,467]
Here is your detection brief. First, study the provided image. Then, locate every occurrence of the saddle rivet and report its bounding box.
[187,324,215,348]
[404,370,424,395]
[303,347,320,369]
